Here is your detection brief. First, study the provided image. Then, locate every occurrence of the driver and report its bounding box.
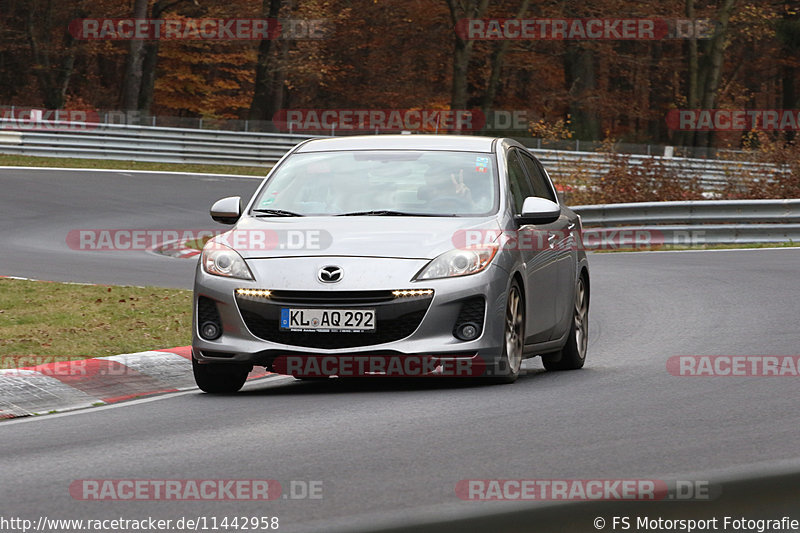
[419,166,473,206]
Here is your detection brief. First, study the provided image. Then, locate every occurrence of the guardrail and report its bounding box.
[0,121,311,165]
[538,149,786,192]
[0,120,786,192]
[571,199,800,246]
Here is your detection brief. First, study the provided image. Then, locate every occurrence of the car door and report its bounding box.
[518,150,575,339]
[505,148,559,343]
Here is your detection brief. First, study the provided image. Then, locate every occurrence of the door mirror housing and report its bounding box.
[516,197,561,225]
[210,196,242,225]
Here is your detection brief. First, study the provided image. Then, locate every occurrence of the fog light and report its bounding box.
[456,322,480,341]
[200,321,221,340]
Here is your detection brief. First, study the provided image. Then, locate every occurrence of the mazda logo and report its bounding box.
[318,265,343,283]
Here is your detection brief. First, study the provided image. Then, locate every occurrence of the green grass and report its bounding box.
[183,236,213,251]
[0,278,192,366]
[0,154,270,176]
[592,241,800,253]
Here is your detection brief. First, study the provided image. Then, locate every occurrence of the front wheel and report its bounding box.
[192,356,250,393]
[488,280,525,384]
[543,274,588,371]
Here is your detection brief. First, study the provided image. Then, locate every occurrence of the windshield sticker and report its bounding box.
[259,194,277,207]
[475,156,489,173]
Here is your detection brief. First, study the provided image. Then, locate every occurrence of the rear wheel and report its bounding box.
[192,356,250,393]
[489,280,525,384]
[543,274,588,371]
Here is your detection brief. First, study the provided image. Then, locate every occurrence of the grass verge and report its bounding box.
[0,278,192,366]
[183,236,214,251]
[0,153,269,176]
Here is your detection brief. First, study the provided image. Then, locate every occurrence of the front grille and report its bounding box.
[236,290,433,349]
[266,290,397,305]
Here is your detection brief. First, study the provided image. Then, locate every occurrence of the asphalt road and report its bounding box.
[0,168,262,288]
[1,169,799,531]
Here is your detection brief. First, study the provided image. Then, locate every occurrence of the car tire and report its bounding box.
[543,274,588,371]
[192,356,250,393]
[489,279,525,384]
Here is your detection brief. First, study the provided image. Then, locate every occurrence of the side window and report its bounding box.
[506,150,534,213]
[519,151,557,202]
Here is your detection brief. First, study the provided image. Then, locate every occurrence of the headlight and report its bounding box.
[201,242,254,280]
[413,244,498,280]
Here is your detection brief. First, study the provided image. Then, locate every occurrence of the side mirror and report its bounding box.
[516,197,561,225]
[210,196,242,225]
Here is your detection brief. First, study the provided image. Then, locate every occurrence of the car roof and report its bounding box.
[294,134,498,153]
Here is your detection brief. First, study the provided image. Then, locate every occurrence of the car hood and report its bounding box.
[216,215,502,260]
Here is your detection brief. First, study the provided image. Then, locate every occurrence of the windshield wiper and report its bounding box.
[337,210,439,217]
[251,209,304,217]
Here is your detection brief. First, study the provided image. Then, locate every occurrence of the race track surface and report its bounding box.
[1,169,799,531]
[0,168,262,288]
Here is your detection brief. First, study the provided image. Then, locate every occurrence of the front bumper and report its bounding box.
[192,257,509,373]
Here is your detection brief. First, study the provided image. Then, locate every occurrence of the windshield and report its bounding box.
[252,150,498,216]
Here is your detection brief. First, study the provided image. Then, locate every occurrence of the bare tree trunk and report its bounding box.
[120,0,150,111]
[270,39,289,117]
[694,0,738,149]
[26,0,78,109]
[248,0,284,122]
[564,44,600,140]
[137,40,159,115]
[138,0,191,114]
[481,0,530,113]
[445,0,489,110]
[682,0,699,147]
[451,38,470,109]
[778,12,800,142]
[647,42,667,142]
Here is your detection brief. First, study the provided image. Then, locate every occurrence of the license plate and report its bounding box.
[280,308,376,332]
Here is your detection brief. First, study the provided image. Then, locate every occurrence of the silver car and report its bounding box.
[192,135,589,392]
